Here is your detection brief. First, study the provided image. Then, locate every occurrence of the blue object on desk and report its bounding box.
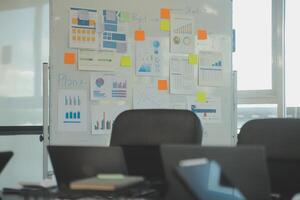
[176,160,245,200]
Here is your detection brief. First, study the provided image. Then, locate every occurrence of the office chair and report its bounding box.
[238,118,300,200]
[110,109,202,146]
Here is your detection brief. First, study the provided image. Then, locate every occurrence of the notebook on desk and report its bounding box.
[70,174,144,191]
[0,151,13,174]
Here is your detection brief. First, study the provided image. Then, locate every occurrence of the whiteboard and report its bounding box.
[49,0,234,146]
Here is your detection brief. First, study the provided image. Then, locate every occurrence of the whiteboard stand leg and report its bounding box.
[232,71,238,145]
[42,62,50,179]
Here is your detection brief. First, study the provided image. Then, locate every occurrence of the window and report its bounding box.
[233,0,285,131]
[233,0,272,91]
[0,1,49,126]
[0,0,49,189]
[285,0,300,118]
[237,104,277,132]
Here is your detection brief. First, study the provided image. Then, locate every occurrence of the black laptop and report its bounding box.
[0,151,13,174]
[160,145,271,200]
[48,146,127,191]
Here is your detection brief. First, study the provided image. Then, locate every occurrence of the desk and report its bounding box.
[1,186,163,200]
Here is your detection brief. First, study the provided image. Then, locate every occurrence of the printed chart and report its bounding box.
[58,90,87,132]
[91,104,128,134]
[69,7,99,49]
[90,74,128,100]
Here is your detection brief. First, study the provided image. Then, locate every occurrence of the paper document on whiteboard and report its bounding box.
[135,38,168,76]
[188,97,222,124]
[198,51,223,86]
[170,15,195,53]
[133,86,170,109]
[58,90,88,132]
[90,73,129,100]
[91,104,128,135]
[170,55,196,94]
[78,49,119,71]
[69,7,99,49]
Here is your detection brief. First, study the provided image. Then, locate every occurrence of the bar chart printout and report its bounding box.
[91,105,128,134]
[94,112,112,130]
[58,90,88,132]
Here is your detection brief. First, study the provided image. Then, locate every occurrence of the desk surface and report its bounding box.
[1,188,163,200]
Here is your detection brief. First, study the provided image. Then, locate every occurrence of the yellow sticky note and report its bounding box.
[196,92,207,103]
[188,54,198,64]
[160,20,170,31]
[120,56,132,67]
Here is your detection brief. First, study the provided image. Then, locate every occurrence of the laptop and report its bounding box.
[48,146,127,191]
[121,145,167,195]
[160,145,271,200]
[0,151,13,174]
[48,145,161,199]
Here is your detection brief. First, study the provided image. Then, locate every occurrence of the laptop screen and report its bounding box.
[0,151,13,174]
[48,146,127,190]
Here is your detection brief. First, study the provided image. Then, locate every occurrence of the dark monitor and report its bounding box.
[160,145,271,200]
[0,151,13,174]
[48,146,127,190]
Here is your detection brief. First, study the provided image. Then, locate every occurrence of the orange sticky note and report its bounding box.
[135,30,145,41]
[158,80,168,90]
[198,29,208,40]
[160,8,170,19]
[64,52,76,64]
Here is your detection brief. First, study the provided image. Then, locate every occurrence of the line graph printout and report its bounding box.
[170,15,195,53]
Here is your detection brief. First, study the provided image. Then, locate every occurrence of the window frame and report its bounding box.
[236,0,285,118]
[0,126,42,135]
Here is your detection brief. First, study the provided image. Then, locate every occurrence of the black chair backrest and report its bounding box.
[238,118,300,199]
[110,109,202,146]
